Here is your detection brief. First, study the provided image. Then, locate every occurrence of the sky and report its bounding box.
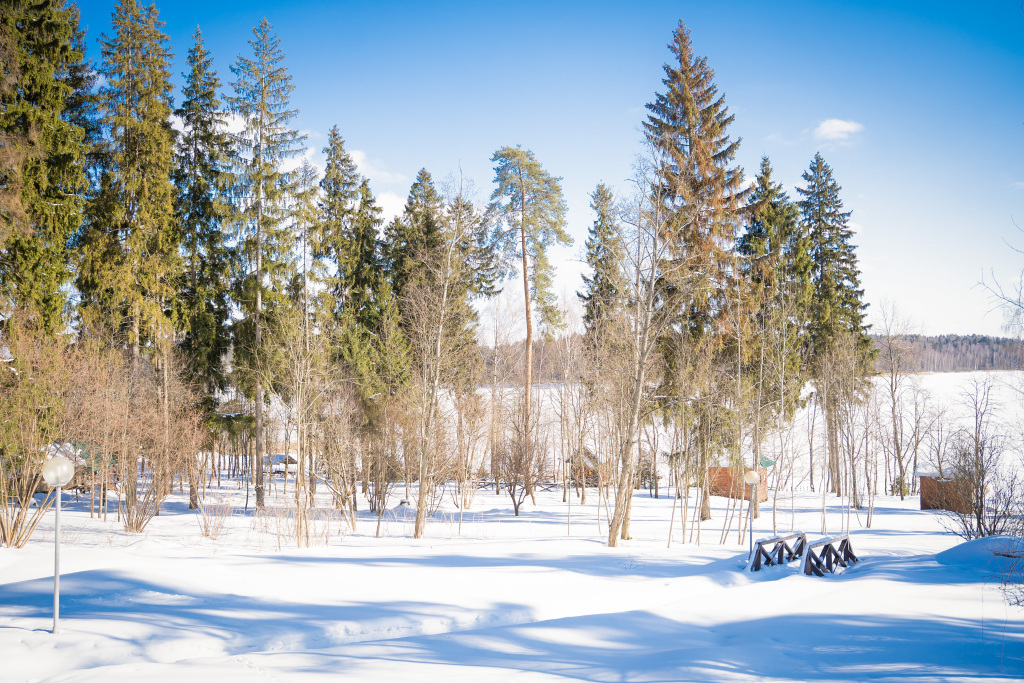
[71,0,1024,337]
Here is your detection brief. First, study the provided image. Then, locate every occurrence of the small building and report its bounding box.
[708,466,768,502]
[918,473,972,514]
[270,454,299,475]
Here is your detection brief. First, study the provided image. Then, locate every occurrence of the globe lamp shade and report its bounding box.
[743,469,760,486]
[42,456,75,487]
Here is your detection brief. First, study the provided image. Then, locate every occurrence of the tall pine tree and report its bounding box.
[173,28,234,406]
[0,0,88,333]
[78,0,178,362]
[490,145,570,488]
[227,17,305,509]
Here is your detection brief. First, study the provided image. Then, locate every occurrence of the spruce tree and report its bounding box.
[384,168,444,304]
[347,179,385,330]
[578,183,625,337]
[737,157,812,455]
[312,125,361,320]
[643,20,746,337]
[449,191,500,301]
[291,158,320,345]
[0,0,88,333]
[336,179,410,508]
[798,152,872,494]
[738,156,812,339]
[227,18,305,509]
[172,28,234,405]
[62,6,101,188]
[799,152,870,356]
[644,20,747,521]
[78,0,178,361]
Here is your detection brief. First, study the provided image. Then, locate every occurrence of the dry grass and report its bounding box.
[250,505,349,550]
[197,495,234,541]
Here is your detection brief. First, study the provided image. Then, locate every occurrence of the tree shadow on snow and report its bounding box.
[248,549,743,583]
[0,569,534,653]
[291,608,1024,681]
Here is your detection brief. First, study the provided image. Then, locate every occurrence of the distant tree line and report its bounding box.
[871,334,1023,373]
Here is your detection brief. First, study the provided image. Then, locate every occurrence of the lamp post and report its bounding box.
[743,468,760,558]
[41,455,74,635]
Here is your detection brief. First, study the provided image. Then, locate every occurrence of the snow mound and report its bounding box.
[935,535,1024,572]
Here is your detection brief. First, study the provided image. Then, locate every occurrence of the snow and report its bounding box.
[2,372,1024,681]
[3,488,1021,682]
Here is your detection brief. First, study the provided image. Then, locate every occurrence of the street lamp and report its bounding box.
[743,468,760,558]
[41,455,74,635]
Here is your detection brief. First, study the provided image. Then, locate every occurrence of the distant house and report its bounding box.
[918,473,972,514]
[269,454,298,475]
[708,466,768,502]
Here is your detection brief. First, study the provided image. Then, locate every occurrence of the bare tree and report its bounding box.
[66,339,202,534]
[876,302,917,499]
[485,293,521,493]
[317,378,360,531]
[264,312,332,547]
[941,380,1021,539]
[398,176,489,538]
[605,153,679,547]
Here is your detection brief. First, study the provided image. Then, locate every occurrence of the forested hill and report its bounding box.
[874,334,1024,372]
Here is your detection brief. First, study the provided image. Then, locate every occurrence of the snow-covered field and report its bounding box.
[2,371,1024,682]
[2,485,1022,681]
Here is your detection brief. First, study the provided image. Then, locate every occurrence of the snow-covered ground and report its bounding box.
[2,481,1022,682]
[3,370,1024,682]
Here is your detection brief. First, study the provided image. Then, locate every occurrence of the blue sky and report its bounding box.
[73,0,1024,336]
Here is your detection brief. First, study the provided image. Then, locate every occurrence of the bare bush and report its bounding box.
[69,341,202,534]
[496,400,544,517]
[940,381,1023,540]
[197,495,234,541]
[251,505,344,550]
[0,319,76,547]
[316,381,360,531]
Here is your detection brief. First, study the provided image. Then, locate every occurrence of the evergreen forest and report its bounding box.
[0,1,1005,548]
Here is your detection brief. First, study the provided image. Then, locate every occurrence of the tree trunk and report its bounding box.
[520,184,534,504]
[254,183,265,511]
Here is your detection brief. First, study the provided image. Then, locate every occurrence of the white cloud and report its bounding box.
[350,150,408,186]
[813,119,864,142]
[849,221,863,234]
[377,191,404,225]
[1013,181,1024,190]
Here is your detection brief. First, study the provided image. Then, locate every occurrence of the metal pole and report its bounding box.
[748,482,754,557]
[53,485,61,634]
